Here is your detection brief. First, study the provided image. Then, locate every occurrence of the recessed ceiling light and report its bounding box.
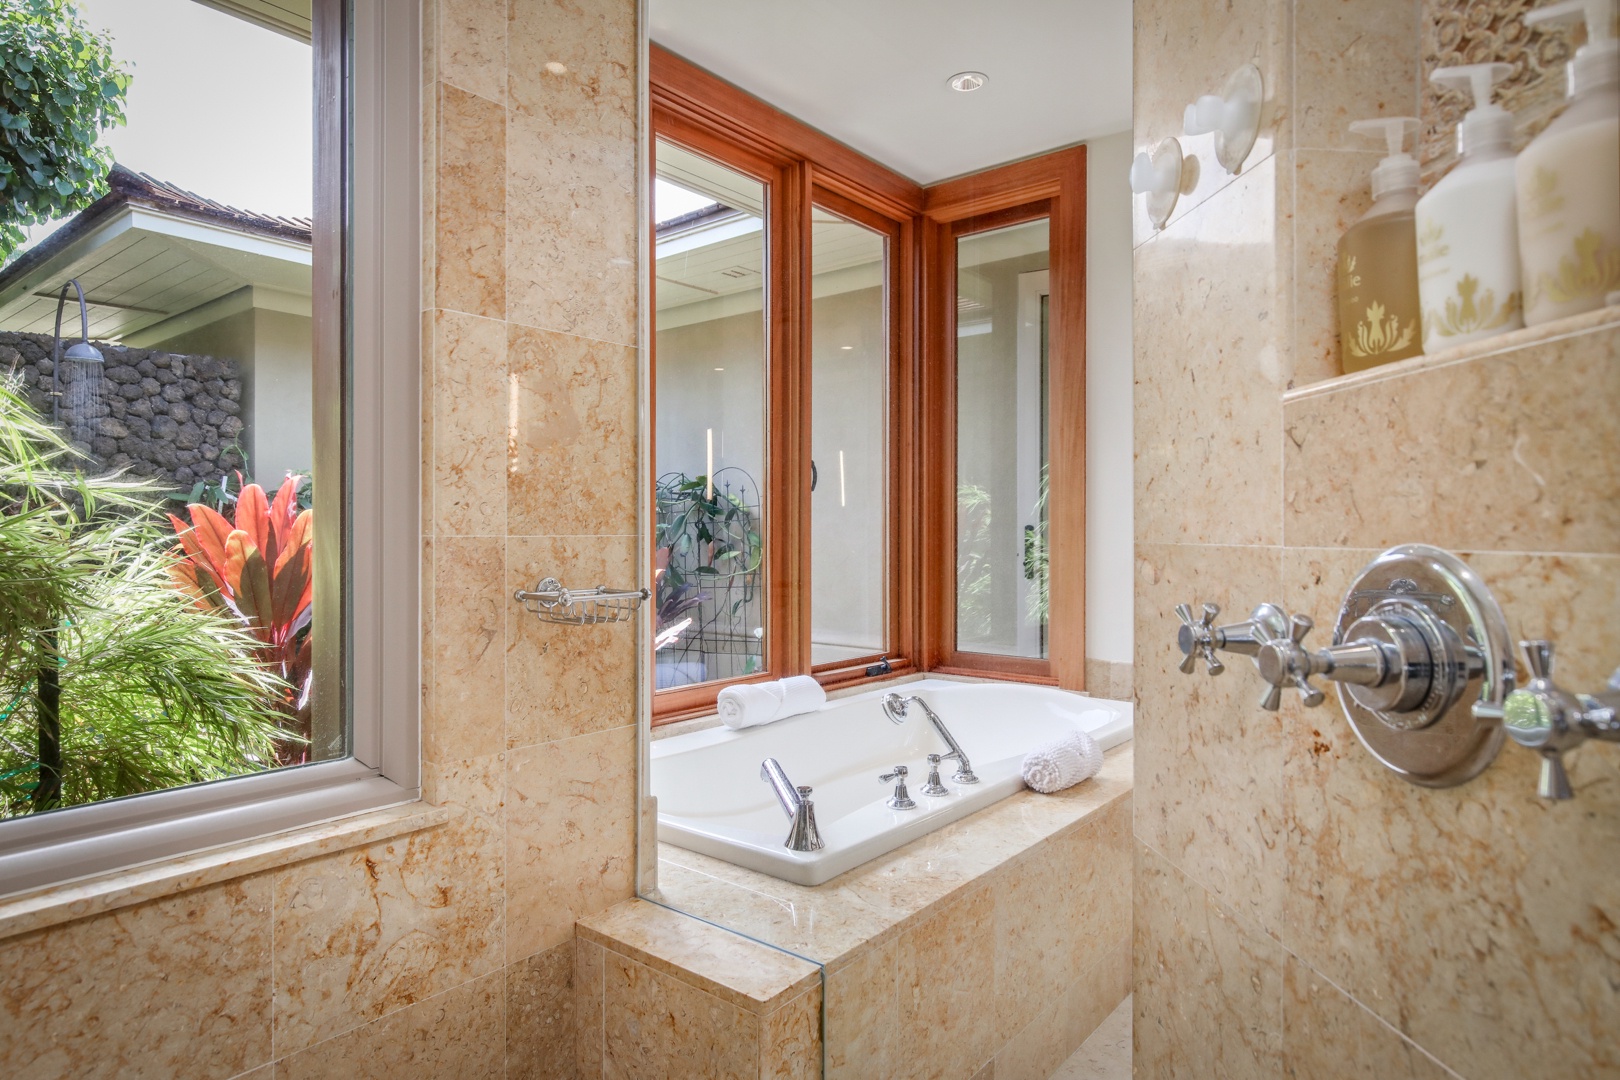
[713,367,725,371]
[949,71,988,93]
[840,345,854,351]
[545,61,568,75]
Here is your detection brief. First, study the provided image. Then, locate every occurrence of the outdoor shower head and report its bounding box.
[50,279,103,437]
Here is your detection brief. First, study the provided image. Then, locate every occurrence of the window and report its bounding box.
[650,48,921,722]
[0,0,420,895]
[649,50,1087,721]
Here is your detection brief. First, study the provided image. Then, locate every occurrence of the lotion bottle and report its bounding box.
[1416,63,1524,351]
[1516,0,1620,324]
[1338,118,1424,373]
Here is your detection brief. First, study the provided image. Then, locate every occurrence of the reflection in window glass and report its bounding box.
[0,0,322,817]
[955,218,1050,658]
[652,140,768,690]
[809,208,885,666]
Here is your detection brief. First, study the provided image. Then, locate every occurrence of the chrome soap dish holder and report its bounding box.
[513,577,648,626]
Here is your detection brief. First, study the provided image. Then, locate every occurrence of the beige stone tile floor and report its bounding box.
[1049,995,1131,1080]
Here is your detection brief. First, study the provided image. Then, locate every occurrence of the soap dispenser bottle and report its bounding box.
[1338,118,1424,373]
[1416,63,1524,350]
[1516,0,1620,324]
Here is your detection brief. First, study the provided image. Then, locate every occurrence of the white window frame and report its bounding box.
[0,0,421,898]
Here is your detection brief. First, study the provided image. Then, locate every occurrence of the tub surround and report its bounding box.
[1132,0,1620,1075]
[652,743,1134,1080]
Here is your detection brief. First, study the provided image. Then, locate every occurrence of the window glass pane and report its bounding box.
[0,0,325,818]
[810,207,885,665]
[653,140,767,689]
[955,218,1050,658]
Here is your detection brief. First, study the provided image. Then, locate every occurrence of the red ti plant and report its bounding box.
[167,476,314,764]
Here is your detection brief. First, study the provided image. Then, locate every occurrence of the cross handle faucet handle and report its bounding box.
[1256,614,1325,711]
[879,765,916,810]
[1176,602,1225,675]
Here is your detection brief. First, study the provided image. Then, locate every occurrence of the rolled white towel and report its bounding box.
[776,675,827,719]
[716,676,826,730]
[1021,730,1104,793]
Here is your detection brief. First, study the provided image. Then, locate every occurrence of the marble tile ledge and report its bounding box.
[0,801,448,940]
[1283,304,1620,403]
[577,897,821,1013]
[650,743,1134,972]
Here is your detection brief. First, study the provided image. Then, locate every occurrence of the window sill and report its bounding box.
[0,800,448,941]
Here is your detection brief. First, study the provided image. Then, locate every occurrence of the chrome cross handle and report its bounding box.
[1472,641,1620,800]
[1255,614,1326,710]
[1175,602,1290,676]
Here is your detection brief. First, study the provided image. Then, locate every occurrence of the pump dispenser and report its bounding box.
[1416,63,1523,350]
[1337,118,1424,372]
[1516,0,1620,324]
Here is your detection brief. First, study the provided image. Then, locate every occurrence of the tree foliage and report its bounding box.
[0,382,288,817]
[0,0,129,258]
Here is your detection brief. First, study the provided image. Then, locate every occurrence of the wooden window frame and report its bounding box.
[919,148,1088,690]
[650,46,923,724]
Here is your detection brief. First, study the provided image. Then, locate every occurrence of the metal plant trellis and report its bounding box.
[654,467,763,687]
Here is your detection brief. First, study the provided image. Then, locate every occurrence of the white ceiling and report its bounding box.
[649,0,1133,185]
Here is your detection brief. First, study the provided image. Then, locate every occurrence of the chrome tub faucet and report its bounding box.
[881,693,979,784]
[760,758,823,851]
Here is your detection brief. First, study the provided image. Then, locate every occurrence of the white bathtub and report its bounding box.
[652,678,1133,885]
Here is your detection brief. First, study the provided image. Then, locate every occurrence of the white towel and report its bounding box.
[1021,730,1104,793]
[717,676,827,729]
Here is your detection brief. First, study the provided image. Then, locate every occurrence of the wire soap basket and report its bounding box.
[513,577,649,626]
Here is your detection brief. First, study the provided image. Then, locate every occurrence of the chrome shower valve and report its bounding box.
[1173,545,1513,788]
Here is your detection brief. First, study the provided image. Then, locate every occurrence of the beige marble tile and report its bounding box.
[995,947,1129,1080]
[1133,543,1287,931]
[273,755,504,1054]
[600,949,760,1080]
[420,309,436,532]
[762,984,822,1080]
[824,937,898,1080]
[1133,842,1284,1077]
[1084,657,1113,700]
[505,535,637,750]
[1282,958,1455,1079]
[898,884,999,1080]
[506,938,577,1080]
[436,0,506,105]
[577,899,819,1012]
[575,936,605,1080]
[427,536,506,763]
[278,972,504,1080]
[1295,0,1421,151]
[506,323,637,536]
[1134,158,1289,546]
[993,796,1132,1048]
[1283,325,1620,554]
[505,120,637,348]
[232,1066,276,1080]
[1279,547,1620,1080]
[432,309,508,537]
[1292,149,1381,387]
[507,0,636,143]
[505,725,637,961]
[1132,0,1291,241]
[1049,994,1131,1080]
[436,83,506,320]
[0,878,271,1080]
[971,1064,995,1080]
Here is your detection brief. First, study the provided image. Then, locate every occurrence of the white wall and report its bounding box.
[1084,131,1135,664]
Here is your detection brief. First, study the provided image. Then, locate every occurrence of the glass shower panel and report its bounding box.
[653,140,769,690]
[955,217,1051,658]
[809,207,887,667]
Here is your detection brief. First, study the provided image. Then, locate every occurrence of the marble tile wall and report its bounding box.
[1132,0,1619,1077]
[0,1,641,1076]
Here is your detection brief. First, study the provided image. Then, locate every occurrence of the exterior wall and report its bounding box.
[1131,1,1619,1078]
[0,1,640,1077]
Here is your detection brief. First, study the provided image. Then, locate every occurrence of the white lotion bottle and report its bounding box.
[1515,0,1620,325]
[1416,63,1524,351]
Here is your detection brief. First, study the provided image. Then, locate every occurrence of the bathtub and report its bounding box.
[651,678,1133,885]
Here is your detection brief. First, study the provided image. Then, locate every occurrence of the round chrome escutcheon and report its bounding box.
[1332,545,1511,787]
